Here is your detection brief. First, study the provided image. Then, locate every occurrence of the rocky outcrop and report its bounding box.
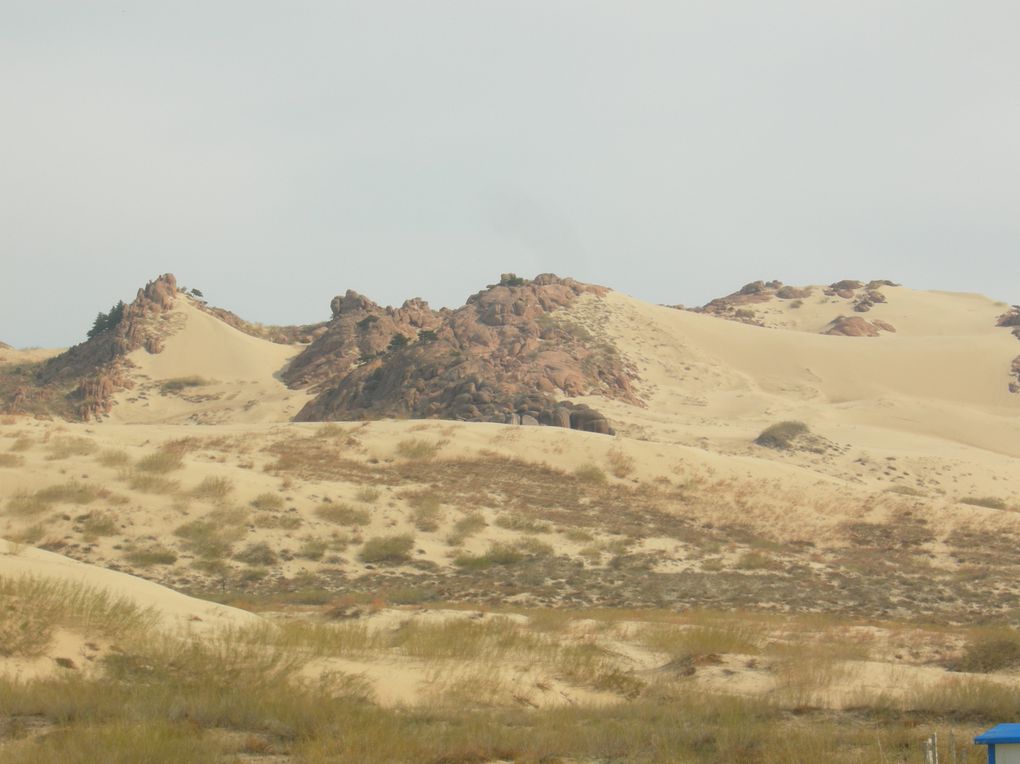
[292,274,636,434]
[696,279,898,326]
[3,274,180,419]
[283,291,443,390]
[0,341,11,350]
[823,316,895,337]
[997,307,1020,328]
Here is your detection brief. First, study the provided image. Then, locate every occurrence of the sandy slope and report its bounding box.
[565,288,1020,505]
[106,297,310,425]
[0,541,259,632]
[4,285,1020,689]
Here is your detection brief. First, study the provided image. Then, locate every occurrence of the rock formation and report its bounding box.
[291,274,636,434]
[823,316,895,337]
[3,274,180,419]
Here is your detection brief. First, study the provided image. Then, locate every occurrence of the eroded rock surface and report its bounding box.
[5,274,181,419]
[292,274,636,434]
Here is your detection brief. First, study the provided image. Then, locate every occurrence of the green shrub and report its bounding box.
[755,421,809,449]
[87,299,126,339]
[79,512,119,538]
[408,493,443,532]
[495,514,551,534]
[296,538,329,560]
[174,513,246,560]
[160,376,210,393]
[234,542,278,566]
[316,502,370,526]
[124,545,178,567]
[358,534,414,564]
[446,513,486,545]
[454,543,526,570]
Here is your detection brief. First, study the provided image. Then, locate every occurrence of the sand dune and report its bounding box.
[107,297,310,425]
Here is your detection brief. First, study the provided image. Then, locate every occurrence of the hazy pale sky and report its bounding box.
[3,1,1020,347]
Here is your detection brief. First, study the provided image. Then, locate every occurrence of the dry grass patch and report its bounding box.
[45,436,97,460]
[446,512,487,545]
[316,502,370,526]
[0,452,24,467]
[250,492,284,511]
[495,513,552,533]
[0,575,158,657]
[574,463,607,484]
[78,511,119,538]
[355,486,382,503]
[135,450,184,474]
[606,448,635,478]
[254,512,303,530]
[406,491,443,531]
[948,628,1020,672]
[9,435,33,452]
[960,496,1009,510]
[395,438,444,461]
[96,449,130,468]
[124,544,178,567]
[123,471,179,493]
[190,476,233,500]
[11,481,105,513]
[174,508,248,560]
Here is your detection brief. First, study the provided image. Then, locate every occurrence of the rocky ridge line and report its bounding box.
[6,274,180,419]
[692,279,899,333]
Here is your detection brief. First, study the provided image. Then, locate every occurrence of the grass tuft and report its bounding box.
[358,534,414,564]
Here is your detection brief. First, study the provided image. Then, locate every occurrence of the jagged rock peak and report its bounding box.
[136,273,178,310]
[330,290,381,318]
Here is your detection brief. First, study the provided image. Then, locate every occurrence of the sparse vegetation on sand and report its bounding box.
[159,375,211,393]
[315,502,370,526]
[960,495,1009,510]
[358,534,414,564]
[0,593,1013,763]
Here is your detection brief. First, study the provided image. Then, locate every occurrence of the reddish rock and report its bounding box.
[823,316,886,337]
[4,274,180,420]
[292,274,634,434]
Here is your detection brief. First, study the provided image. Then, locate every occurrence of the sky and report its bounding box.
[3,1,1020,347]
